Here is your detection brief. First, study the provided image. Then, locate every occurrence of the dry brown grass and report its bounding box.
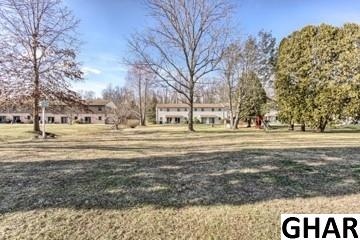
[0,124,360,239]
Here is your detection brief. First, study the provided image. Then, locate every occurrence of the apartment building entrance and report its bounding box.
[166,117,181,124]
[201,117,215,124]
[61,117,68,124]
[13,116,20,123]
[48,117,55,123]
[84,117,92,124]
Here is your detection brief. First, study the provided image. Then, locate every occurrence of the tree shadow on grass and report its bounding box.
[1,147,360,213]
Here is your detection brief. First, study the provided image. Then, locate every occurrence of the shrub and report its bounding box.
[73,119,82,124]
[127,119,139,128]
[193,117,201,124]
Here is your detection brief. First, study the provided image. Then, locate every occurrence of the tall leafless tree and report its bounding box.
[220,41,242,128]
[128,0,233,131]
[0,0,83,132]
[126,63,155,126]
[102,85,137,130]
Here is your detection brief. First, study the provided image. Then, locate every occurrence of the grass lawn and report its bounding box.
[1,124,360,239]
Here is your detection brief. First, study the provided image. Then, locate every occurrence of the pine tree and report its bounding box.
[275,24,360,132]
[147,94,158,124]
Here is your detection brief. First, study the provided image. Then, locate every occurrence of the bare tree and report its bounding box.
[256,31,277,98]
[102,85,136,130]
[220,42,242,128]
[0,0,83,132]
[128,0,233,131]
[79,90,96,100]
[126,63,155,126]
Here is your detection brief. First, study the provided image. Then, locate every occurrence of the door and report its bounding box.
[84,117,92,124]
[166,117,172,124]
[201,117,207,124]
[209,117,215,124]
[13,116,20,123]
[48,117,55,123]
[175,117,180,124]
[61,117,68,124]
[0,116,5,123]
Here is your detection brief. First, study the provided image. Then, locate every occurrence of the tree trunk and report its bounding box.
[300,122,306,132]
[228,84,234,128]
[247,118,251,128]
[232,117,239,129]
[138,77,144,126]
[32,33,41,133]
[289,122,294,131]
[142,79,149,126]
[33,97,40,132]
[229,104,234,128]
[188,90,195,132]
[318,118,327,133]
[33,56,40,132]
[188,103,195,132]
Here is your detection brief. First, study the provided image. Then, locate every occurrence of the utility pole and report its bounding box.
[39,100,49,139]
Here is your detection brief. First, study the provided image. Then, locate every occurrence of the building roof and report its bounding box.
[157,103,226,108]
[0,99,116,113]
[86,99,113,106]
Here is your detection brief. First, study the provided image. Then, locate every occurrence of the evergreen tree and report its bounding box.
[275,24,360,132]
[147,93,158,124]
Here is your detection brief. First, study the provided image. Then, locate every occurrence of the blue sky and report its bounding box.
[64,0,360,96]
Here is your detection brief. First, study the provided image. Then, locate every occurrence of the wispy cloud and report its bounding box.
[82,66,102,76]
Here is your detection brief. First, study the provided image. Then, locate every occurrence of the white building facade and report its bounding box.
[156,103,228,125]
[0,100,116,124]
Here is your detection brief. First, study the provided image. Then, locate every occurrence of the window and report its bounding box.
[211,108,215,112]
[184,108,187,111]
[177,108,180,112]
[27,115,31,120]
[98,116,102,121]
[98,107,102,111]
[194,108,198,111]
[74,116,78,120]
[84,117,91,124]
[13,116,21,123]
[201,108,204,112]
[61,117,68,124]
[47,117,55,123]
[167,108,170,112]
[218,108,222,111]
